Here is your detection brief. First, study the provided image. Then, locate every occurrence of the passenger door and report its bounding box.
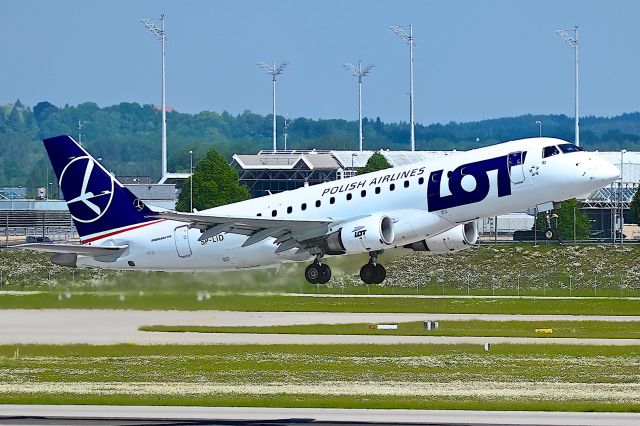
[174,225,192,258]
[508,151,527,185]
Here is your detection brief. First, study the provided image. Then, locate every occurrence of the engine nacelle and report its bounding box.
[326,215,395,254]
[407,221,478,253]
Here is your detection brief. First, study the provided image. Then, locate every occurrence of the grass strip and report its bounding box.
[0,292,639,315]
[139,320,640,339]
[0,393,636,413]
[0,343,638,412]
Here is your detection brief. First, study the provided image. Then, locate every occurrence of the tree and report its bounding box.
[534,198,590,240]
[33,101,59,122]
[630,184,640,225]
[175,148,250,212]
[359,151,391,175]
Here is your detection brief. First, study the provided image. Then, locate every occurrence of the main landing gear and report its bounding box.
[304,256,331,285]
[304,251,387,285]
[359,250,386,284]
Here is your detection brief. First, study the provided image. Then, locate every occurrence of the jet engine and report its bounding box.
[325,215,395,254]
[406,221,478,253]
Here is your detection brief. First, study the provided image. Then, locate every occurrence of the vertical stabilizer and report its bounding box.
[43,135,157,242]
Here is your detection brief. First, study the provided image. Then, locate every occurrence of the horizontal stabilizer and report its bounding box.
[14,243,128,257]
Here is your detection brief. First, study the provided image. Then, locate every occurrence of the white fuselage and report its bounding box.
[78,138,619,271]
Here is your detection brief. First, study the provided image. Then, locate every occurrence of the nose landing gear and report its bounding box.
[359,250,386,284]
[304,256,331,284]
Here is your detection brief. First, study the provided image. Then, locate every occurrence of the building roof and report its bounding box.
[125,184,176,201]
[584,185,638,203]
[330,150,460,168]
[158,172,191,186]
[232,152,340,170]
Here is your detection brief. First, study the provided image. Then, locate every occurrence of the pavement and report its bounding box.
[0,405,638,425]
[1,309,639,345]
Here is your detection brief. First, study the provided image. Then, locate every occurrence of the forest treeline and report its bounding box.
[2,99,640,193]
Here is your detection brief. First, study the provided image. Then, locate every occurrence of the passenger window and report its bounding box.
[390,183,395,191]
[301,203,307,211]
[418,177,424,185]
[330,196,335,204]
[287,206,292,214]
[361,190,366,197]
[542,145,560,158]
[315,200,321,207]
[346,193,352,201]
[257,213,262,217]
[271,210,277,217]
[404,180,409,188]
[375,187,381,194]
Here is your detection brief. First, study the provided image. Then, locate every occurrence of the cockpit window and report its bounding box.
[542,145,560,158]
[558,143,584,153]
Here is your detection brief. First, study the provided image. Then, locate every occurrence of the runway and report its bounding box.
[1,309,639,345]
[0,405,638,425]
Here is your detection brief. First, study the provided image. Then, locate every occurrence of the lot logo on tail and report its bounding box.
[59,156,115,223]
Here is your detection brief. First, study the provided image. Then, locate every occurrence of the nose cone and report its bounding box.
[589,160,620,185]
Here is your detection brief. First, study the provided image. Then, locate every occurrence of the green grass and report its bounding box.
[0,343,637,412]
[0,292,639,314]
[139,320,640,339]
[2,244,640,297]
[0,393,635,413]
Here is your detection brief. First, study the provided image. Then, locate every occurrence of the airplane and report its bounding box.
[18,135,619,285]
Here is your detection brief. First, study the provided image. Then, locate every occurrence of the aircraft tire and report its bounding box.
[318,264,332,284]
[544,228,558,240]
[372,264,386,284]
[305,264,321,284]
[360,263,375,284]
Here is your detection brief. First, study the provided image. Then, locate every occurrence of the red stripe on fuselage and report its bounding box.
[81,219,165,244]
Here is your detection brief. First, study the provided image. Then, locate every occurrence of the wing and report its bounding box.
[13,243,128,257]
[152,211,350,254]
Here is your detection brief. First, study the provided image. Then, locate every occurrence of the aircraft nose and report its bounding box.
[588,160,620,184]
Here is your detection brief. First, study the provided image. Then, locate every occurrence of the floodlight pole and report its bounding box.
[391,24,415,151]
[141,14,167,179]
[78,120,90,146]
[536,120,542,138]
[189,150,193,213]
[620,149,627,244]
[271,71,276,151]
[283,115,295,151]
[344,61,375,151]
[258,61,288,152]
[557,26,579,147]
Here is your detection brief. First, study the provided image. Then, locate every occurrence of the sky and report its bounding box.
[1,0,639,125]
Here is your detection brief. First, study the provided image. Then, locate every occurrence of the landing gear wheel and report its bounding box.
[305,263,321,284]
[318,264,332,284]
[544,228,558,240]
[360,263,375,284]
[305,261,331,284]
[372,264,386,284]
[360,250,388,285]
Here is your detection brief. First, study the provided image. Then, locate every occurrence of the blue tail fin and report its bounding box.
[43,135,157,242]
